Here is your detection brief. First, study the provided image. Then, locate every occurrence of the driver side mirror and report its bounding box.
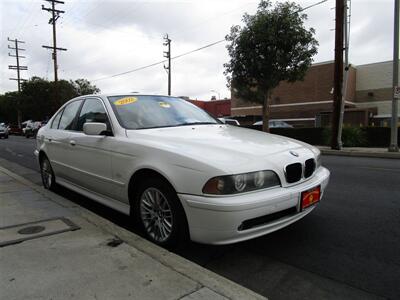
[83,122,107,136]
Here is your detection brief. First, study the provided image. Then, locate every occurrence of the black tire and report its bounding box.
[40,156,57,191]
[4,135,8,139]
[133,177,188,247]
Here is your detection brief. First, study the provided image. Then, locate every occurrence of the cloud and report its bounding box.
[0,0,394,99]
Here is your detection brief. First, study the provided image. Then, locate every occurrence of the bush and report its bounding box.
[242,125,397,147]
[341,127,367,147]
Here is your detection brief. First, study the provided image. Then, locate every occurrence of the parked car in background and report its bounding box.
[218,117,240,126]
[0,124,9,139]
[35,94,330,246]
[8,124,22,135]
[253,120,294,128]
[21,120,32,136]
[25,121,45,138]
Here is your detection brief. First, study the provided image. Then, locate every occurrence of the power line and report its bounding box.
[298,0,328,13]
[91,0,328,83]
[62,2,253,73]
[92,39,225,82]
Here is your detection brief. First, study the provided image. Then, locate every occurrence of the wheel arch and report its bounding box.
[128,167,190,242]
[127,168,177,205]
[38,150,48,164]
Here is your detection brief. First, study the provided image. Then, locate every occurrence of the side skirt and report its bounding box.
[56,177,131,215]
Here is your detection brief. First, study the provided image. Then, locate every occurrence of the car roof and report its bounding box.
[80,93,176,98]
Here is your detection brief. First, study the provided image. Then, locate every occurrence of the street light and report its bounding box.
[210,89,220,100]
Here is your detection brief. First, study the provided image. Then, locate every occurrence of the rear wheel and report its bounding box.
[133,177,188,247]
[40,156,56,190]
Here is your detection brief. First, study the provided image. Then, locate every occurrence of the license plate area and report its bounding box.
[300,185,321,210]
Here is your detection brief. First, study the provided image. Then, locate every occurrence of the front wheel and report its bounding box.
[40,156,56,190]
[134,178,188,247]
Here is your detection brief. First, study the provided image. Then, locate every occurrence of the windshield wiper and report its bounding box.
[175,122,218,127]
[135,122,218,130]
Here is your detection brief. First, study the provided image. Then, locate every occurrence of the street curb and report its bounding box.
[0,164,266,300]
[320,149,400,159]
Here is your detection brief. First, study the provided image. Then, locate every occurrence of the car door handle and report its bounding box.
[70,140,76,146]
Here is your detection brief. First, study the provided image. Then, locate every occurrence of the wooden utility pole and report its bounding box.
[331,0,345,150]
[163,34,171,95]
[8,37,27,127]
[389,0,399,152]
[42,0,67,110]
[337,0,350,149]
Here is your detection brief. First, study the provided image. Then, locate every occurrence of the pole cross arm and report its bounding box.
[45,0,65,4]
[42,45,67,51]
[9,78,27,81]
[7,38,25,43]
[42,6,65,14]
[8,54,26,58]
[8,66,28,70]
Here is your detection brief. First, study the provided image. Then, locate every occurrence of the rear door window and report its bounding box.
[51,110,63,129]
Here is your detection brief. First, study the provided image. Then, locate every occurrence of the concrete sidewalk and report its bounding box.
[0,166,265,300]
[317,146,400,159]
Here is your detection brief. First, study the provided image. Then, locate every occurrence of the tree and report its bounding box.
[0,77,100,124]
[224,0,318,132]
[71,78,100,96]
[0,92,20,124]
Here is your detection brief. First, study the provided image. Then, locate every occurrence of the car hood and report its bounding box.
[126,125,315,174]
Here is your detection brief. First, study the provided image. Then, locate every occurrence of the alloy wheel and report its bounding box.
[139,187,173,243]
[41,159,53,189]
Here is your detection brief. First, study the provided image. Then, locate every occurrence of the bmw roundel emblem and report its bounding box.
[290,150,299,157]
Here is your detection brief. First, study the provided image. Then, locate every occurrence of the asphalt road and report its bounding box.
[1,135,399,300]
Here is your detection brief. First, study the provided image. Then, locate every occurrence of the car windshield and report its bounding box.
[108,95,220,129]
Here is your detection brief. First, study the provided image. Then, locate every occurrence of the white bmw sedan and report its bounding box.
[35,94,330,246]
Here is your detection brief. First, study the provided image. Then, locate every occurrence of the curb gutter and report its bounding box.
[319,149,400,159]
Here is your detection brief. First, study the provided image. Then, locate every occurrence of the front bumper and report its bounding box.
[179,166,330,245]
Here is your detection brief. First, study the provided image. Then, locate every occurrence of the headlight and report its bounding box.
[316,153,322,168]
[311,147,322,168]
[203,170,281,195]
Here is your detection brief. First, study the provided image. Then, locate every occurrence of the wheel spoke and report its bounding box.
[140,187,173,243]
[41,160,53,189]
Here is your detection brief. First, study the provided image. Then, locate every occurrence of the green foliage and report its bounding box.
[245,125,375,147]
[341,127,367,147]
[321,127,367,147]
[224,0,318,131]
[0,77,100,123]
[71,78,100,96]
[0,92,20,124]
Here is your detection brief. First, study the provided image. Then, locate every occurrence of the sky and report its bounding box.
[0,0,395,100]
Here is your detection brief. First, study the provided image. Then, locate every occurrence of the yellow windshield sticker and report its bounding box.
[159,102,171,108]
[114,97,137,106]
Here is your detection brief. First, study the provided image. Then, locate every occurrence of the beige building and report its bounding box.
[230,60,399,127]
[353,60,399,126]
